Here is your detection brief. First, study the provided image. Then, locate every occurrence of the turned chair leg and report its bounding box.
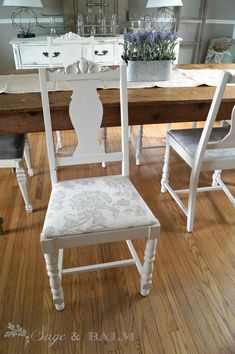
[55,131,62,152]
[161,140,171,193]
[16,161,32,213]
[140,239,157,296]
[44,253,65,311]
[136,125,143,166]
[212,170,222,187]
[101,127,107,168]
[24,135,34,176]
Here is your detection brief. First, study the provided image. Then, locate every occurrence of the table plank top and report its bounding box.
[0,64,235,134]
[0,64,234,114]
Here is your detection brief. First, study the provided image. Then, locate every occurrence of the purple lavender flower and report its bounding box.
[133,30,150,44]
[169,32,179,41]
[124,32,136,43]
[146,31,158,43]
[158,30,171,40]
[123,29,179,61]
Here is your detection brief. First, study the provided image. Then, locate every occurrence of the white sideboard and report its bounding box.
[10,36,124,69]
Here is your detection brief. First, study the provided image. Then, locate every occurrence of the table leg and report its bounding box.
[0,217,3,235]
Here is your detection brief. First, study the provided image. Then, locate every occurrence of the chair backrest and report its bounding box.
[39,64,129,184]
[192,71,235,173]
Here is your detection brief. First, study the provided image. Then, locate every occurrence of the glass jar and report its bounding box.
[77,13,84,35]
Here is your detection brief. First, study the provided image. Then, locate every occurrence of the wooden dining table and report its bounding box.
[0,64,235,134]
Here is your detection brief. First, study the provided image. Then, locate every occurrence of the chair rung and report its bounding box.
[216,178,235,206]
[62,258,137,275]
[129,133,165,151]
[164,182,188,216]
[175,186,222,194]
[142,144,165,150]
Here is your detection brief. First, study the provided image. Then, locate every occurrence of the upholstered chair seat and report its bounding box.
[0,134,25,159]
[168,127,233,161]
[42,175,157,238]
[0,133,33,213]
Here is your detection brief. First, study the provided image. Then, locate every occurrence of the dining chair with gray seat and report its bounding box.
[161,70,235,232]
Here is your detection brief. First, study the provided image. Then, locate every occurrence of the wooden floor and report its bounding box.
[0,124,235,354]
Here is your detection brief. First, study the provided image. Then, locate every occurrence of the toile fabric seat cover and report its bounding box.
[167,127,235,160]
[0,134,25,159]
[42,175,158,238]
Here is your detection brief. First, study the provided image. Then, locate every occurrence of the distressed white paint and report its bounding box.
[39,64,160,310]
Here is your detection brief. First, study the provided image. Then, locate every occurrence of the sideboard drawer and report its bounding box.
[11,36,124,69]
[92,44,114,64]
[20,45,63,67]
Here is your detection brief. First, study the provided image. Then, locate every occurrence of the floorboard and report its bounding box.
[0,124,235,354]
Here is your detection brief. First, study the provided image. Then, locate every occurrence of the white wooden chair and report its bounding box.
[161,71,235,232]
[39,64,160,311]
[0,134,33,212]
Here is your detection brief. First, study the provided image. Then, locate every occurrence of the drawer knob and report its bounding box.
[53,51,60,58]
[42,51,60,58]
[94,50,108,56]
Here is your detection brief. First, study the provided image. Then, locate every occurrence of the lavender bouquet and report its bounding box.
[122,29,179,62]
